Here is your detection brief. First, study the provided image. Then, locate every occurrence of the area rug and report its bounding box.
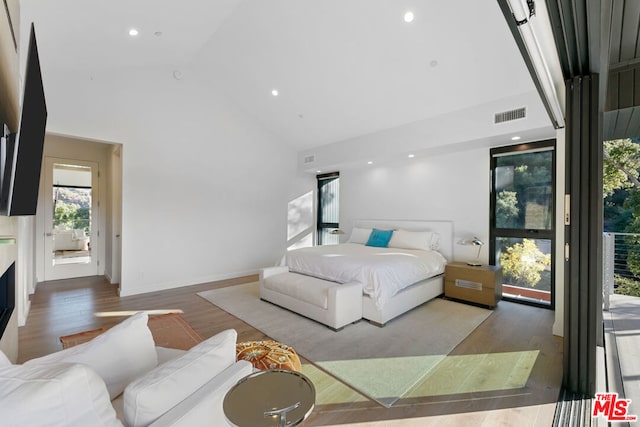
[59,313,204,350]
[198,282,492,407]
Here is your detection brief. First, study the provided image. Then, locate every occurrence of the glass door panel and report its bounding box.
[494,150,553,230]
[43,158,99,281]
[491,142,555,308]
[52,164,92,266]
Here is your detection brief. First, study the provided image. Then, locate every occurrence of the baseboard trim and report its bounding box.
[118,269,259,297]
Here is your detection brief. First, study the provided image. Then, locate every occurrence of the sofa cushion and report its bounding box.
[25,312,157,399]
[0,362,123,427]
[123,329,237,427]
[111,347,187,423]
[264,272,337,309]
[155,346,186,365]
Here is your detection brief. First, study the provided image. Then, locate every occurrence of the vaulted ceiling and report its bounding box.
[18,0,554,151]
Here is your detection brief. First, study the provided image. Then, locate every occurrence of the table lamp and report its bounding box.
[458,237,485,266]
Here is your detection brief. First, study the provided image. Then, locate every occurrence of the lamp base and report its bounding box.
[466,261,482,267]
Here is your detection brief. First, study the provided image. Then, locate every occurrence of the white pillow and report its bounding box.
[25,312,157,399]
[0,363,123,427]
[123,329,237,427]
[389,229,439,251]
[348,227,372,244]
[0,350,11,366]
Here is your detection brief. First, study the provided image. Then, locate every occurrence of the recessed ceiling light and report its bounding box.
[271,89,279,97]
[408,154,415,158]
[404,11,415,23]
[367,161,373,165]
[316,170,322,173]
[129,28,139,36]
[511,136,521,141]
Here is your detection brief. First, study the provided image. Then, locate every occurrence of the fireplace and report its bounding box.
[0,262,15,338]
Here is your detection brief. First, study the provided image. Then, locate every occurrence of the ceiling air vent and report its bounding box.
[494,107,526,124]
[303,155,315,164]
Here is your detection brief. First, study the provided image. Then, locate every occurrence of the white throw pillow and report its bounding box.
[348,227,372,244]
[0,350,10,366]
[123,329,237,427]
[25,312,157,399]
[389,229,439,251]
[0,362,123,427]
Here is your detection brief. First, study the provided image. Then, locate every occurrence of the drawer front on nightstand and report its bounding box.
[445,267,496,287]
[445,279,495,306]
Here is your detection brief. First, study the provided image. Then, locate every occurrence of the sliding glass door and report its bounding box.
[490,140,555,308]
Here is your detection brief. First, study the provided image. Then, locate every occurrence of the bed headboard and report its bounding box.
[352,219,454,261]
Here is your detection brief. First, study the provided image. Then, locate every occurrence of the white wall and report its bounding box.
[42,66,310,296]
[339,147,491,264]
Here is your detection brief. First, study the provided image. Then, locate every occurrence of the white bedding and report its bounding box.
[283,243,447,308]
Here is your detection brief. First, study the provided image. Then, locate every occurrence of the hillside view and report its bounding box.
[604,138,640,296]
[53,187,91,234]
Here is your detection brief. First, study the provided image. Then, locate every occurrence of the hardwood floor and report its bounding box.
[19,276,563,426]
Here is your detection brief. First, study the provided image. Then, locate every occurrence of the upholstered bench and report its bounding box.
[236,340,301,371]
[259,266,362,331]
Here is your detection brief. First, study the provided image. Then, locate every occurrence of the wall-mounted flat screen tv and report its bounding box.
[1,23,47,216]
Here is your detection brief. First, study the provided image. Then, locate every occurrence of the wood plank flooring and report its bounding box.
[19,276,563,426]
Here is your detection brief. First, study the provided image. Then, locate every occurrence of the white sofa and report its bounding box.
[260,266,363,331]
[53,228,90,251]
[0,312,252,427]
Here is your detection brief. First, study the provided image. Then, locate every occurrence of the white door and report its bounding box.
[110,146,122,286]
[43,158,99,280]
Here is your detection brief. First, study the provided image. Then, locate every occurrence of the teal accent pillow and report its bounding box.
[366,229,394,248]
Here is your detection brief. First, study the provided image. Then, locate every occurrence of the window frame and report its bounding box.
[316,172,340,245]
[489,139,556,309]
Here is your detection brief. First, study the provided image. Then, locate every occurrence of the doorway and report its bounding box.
[490,140,556,308]
[43,158,99,280]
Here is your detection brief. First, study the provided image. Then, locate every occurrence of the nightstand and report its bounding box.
[444,262,502,308]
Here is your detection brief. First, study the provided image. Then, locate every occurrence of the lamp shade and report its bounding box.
[458,237,484,246]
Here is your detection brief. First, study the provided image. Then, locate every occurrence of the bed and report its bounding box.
[260,220,453,329]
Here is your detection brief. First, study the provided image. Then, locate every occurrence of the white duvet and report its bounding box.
[283,243,447,308]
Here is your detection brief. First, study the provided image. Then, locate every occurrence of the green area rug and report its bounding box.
[198,282,492,407]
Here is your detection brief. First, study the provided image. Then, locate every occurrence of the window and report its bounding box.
[490,140,555,308]
[317,172,340,245]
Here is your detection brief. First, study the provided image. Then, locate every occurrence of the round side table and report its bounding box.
[223,369,315,427]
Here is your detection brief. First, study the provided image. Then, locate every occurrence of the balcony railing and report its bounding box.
[603,232,640,310]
